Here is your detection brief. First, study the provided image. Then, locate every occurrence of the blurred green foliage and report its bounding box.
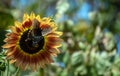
[0,0,120,76]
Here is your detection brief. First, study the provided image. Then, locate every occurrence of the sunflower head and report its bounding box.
[2,13,62,70]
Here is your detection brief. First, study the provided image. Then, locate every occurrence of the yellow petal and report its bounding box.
[36,15,41,21]
[15,21,22,27]
[54,31,63,36]
[23,13,29,21]
[30,12,35,20]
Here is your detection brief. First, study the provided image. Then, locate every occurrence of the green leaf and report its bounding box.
[0,62,6,71]
[75,65,87,75]
[71,52,84,66]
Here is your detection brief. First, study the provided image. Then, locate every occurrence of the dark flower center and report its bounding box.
[19,29,44,54]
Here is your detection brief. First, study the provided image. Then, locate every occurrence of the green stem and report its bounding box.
[7,60,9,76]
[1,71,3,76]
[14,67,20,76]
[0,71,2,76]
[39,68,44,76]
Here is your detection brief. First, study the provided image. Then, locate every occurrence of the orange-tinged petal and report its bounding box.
[2,43,16,48]
[47,31,63,37]
[10,59,16,64]
[4,38,17,44]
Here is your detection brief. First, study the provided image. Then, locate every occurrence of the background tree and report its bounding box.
[0,0,120,76]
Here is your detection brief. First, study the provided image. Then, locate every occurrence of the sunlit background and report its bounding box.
[0,0,120,76]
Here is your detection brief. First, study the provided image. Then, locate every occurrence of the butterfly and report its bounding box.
[25,19,52,48]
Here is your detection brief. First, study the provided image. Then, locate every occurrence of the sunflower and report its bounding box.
[2,13,62,70]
